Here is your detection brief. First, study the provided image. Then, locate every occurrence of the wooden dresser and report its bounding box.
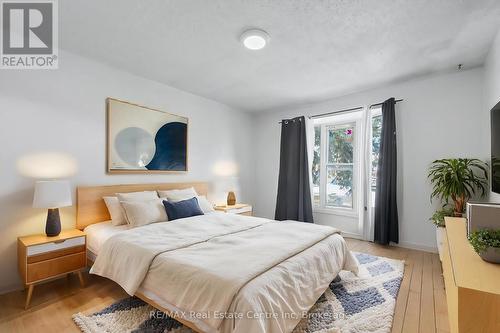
[442,218,500,333]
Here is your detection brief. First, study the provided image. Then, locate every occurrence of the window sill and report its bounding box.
[313,207,358,218]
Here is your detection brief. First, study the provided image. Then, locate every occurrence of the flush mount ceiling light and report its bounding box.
[240,29,270,50]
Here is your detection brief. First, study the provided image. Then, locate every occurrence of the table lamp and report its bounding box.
[33,180,72,236]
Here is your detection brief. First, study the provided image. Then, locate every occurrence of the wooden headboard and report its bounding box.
[76,182,209,230]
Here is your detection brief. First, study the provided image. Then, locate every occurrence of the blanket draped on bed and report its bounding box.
[91,213,355,331]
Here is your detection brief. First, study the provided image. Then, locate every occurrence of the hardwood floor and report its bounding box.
[0,239,449,333]
[346,238,449,333]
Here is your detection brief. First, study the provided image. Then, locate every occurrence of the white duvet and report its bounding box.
[91,213,358,333]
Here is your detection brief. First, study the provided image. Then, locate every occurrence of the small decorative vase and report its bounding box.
[227,191,236,206]
[479,247,500,264]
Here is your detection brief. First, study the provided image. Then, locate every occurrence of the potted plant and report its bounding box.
[468,229,500,263]
[428,158,488,258]
[429,206,454,258]
[428,158,489,216]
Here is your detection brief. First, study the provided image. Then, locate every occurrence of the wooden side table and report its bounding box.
[214,204,253,216]
[18,229,86,309]
[442,218,500,332]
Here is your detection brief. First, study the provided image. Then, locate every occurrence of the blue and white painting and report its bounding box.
[107,98,188,172]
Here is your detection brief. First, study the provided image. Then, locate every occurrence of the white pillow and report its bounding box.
[103,196,127,226]
[157,188,213,213]
[195,195,215,213]
[121,199,168,227]
[158,187,198,201]
[116,190,159,202]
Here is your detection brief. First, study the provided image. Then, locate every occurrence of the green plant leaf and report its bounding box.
[427,158,489,212]
[468,229,500,254]
[429,207,454,227]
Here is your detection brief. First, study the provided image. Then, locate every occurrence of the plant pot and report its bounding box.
[436,226,446,261]
[478,247,500,264]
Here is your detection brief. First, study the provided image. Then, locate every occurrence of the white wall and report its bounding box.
[0,50,255,293]
[0,39,496,293]
[254,68,488,252]
[485,29,500,202]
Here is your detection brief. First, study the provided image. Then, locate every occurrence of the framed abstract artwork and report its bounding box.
[106,98,188,173]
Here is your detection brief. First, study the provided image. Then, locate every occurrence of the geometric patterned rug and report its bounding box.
[73,253,404,333]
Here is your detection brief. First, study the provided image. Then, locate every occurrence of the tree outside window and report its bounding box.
[312,122,355,209]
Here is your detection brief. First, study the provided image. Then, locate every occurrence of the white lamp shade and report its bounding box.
[216,176,239,192]
[33,180,72,208]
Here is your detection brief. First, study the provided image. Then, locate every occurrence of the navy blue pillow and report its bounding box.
[162,197,204,221]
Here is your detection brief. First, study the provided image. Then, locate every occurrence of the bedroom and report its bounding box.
[1,0,499,332]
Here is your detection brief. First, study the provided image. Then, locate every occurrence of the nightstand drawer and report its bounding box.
[27,236,85,256]
[227,206,252,214]
[27,245,86,264]
[215,204,253,216]
[27,252,86,283]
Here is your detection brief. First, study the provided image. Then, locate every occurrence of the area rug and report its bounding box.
[73,253,403,333]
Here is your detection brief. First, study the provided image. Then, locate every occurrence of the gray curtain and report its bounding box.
[275,116,314,223]
[374,98,399,244]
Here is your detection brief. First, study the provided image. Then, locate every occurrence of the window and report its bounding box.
[312,126,321,206]
[370,108,382,207]
[326,123,355,208]
[312,107,382,238]
[313,113,361,214]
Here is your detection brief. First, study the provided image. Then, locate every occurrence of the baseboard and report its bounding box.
[342,234,438,254]
[392,241,438,253]
[340,231,364,240]
[0,282,23,296]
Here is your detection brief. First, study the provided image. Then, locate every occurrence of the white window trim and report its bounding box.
[363,106,382,240]
[367,107,382,209]
[314,114,362,218]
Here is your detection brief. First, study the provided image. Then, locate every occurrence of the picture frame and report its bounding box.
[106,98,188,173]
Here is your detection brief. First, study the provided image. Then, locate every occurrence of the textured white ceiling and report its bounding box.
[60,0,500,112]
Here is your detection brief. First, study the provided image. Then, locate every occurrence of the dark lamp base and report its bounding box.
[46,208,62,237]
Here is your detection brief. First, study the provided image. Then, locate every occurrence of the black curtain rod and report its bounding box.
[369,98,403,109]
[308,105,364,120]
[278,99,403,124]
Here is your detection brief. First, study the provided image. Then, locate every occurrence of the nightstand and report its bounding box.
[18,229,86,309]
[214,204,253,216]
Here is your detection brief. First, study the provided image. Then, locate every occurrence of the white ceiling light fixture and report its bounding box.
[240,29,270,50]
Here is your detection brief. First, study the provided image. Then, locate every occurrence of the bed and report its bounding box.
[77,182,358,333]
